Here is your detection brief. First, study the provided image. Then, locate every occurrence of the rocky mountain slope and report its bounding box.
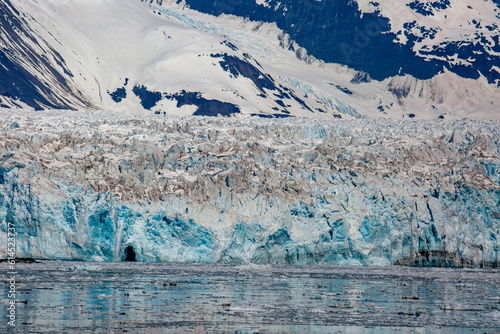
[0,0,499,118]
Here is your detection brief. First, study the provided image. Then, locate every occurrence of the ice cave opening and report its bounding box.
[124,246,136,262]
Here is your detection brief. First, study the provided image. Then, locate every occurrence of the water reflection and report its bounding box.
[1,262,499,333]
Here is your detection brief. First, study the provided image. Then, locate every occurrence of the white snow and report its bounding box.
[356,0,500,60]
[2,0,498,119]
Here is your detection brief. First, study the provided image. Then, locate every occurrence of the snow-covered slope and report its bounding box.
[1,0,499,118]
[357,0,500,81]
[145,0,500,119]
[0,0,360,118]
[0,110,499,266]
[0,0,94,110]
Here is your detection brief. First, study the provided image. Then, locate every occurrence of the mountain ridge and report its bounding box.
[0,0,499,119]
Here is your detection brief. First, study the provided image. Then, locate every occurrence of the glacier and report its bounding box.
[0,109,499,267]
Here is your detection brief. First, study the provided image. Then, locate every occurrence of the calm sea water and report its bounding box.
[1,261,499,333]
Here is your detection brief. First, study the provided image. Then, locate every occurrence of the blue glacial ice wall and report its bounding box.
[0,110,499,267]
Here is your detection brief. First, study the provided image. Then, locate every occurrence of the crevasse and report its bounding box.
[0,110,499,267]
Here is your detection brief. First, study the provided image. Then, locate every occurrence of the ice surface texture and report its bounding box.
[0,110,499,266]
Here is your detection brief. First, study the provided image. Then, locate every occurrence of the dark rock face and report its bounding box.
[407,0,451,16]
[0,0,91,109]
[108,78,129,103]
[212,53,276,93]
[155,0,499,84]
[127,82,243,116]
[166,90,241,116]
[133,85,163,110]
[109,88,127,103]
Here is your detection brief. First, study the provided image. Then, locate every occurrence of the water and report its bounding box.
[1,262,499,333]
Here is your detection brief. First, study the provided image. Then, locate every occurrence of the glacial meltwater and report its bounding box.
[1,262,499,333]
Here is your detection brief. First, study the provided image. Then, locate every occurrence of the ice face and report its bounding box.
[0,110,499,267]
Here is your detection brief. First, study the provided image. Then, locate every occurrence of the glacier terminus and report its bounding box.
[2,0,500,333]
[0,110,499,267]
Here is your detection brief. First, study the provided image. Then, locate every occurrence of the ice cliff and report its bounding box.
[0,109,499,267]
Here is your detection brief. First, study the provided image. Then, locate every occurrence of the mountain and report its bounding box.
[0,1,499,267]
[0,0,358,118]
[0,0,499,119]
[165,0,500,83]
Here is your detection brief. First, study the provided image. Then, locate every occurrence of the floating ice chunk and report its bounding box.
[70,264,103,271]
